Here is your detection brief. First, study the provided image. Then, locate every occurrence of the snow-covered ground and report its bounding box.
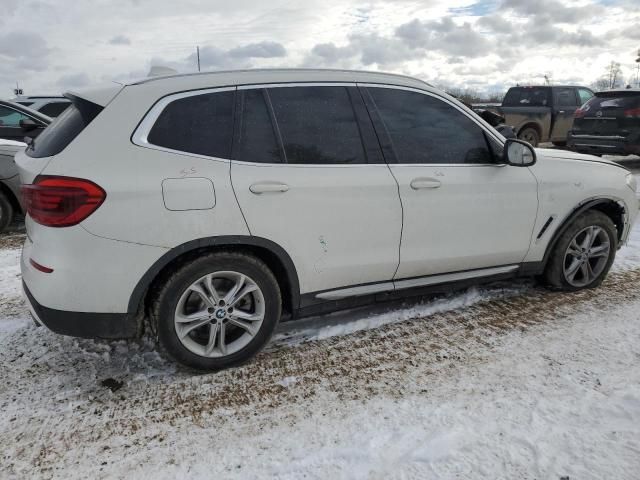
[2,212,640,479]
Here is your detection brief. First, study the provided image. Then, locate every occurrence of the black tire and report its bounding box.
[153,251,282,370]
[518,127,540,147]
[0,191,14,234]
[544,210,617,291]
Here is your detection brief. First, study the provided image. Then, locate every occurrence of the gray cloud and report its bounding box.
[228,41,286,59]
[0,31,49,61]
[502,0,603,23]
[57,72,91,89]
[395,18,491,58]
[109,35,131,45]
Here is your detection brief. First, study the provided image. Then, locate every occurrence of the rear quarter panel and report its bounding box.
[38,84,250,248]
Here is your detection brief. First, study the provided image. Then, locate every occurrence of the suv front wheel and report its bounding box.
[153,252,282,370]
[544,210,617,290]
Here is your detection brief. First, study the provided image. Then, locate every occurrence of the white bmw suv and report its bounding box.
[16,69,638,370]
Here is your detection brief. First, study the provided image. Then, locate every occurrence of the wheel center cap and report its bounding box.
[215,309,226,319]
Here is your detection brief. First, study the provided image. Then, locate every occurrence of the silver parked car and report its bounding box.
[0,140,26,232]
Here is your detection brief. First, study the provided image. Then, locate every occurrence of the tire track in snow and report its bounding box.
[3,267,640,477]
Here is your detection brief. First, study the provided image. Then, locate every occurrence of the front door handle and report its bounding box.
[410,178,442,190]
[249,182,290,194]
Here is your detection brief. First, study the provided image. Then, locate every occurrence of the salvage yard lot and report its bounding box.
[2,208,640,479]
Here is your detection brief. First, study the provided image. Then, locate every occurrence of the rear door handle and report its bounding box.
[410,178,442,190]
[249,182,289,194]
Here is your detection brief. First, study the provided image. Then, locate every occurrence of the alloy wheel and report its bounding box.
[174,271,265,358]
[563,225,610,287]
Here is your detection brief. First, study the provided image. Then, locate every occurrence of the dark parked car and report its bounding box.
[13,96,72,117]
[567,89,640,156]
[497,86,594,147]
[0,100,51,142]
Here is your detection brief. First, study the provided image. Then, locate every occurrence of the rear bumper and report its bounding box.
[23,281,137,339]
[567,133,640,156]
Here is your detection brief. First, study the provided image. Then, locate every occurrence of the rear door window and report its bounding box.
[555,88,578,107]
[27,99,102,158]
[234,89,283,164]
[147,91,234,158]
[267,86,367,164]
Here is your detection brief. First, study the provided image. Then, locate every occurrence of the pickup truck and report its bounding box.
[496,86,595,147]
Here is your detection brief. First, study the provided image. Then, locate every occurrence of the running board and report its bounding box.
[315,265,520,300]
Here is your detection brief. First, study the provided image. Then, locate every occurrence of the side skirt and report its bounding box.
[295,264,541,320]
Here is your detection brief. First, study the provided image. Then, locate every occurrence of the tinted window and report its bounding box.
[577,88,594,106]
[368,88,493,164]
[267,86,366,164]
[556,88,577,107]
[235,89,282,163]
[0,106,30,127]
[38,102,71,117]
[148,91,234,158]
[27,99,102,158]
[503,87,551,107]
[582,92,640,114]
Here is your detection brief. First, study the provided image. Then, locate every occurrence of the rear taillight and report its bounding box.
[574,107,587,118]
[21,176,106,227]
[624,107,640,118]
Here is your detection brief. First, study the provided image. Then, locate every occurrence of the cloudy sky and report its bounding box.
[1,0,639,98]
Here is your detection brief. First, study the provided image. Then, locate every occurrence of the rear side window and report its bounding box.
[147,91,234,158]
[267,86,367,164]
[368,87,493,165]
[503,87,551,107]
[27,99,102,158]
[234,89,283,163]
[38,102,71,117]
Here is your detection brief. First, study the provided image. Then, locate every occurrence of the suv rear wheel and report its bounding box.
[153,252,281,370]
[544,210,617,290]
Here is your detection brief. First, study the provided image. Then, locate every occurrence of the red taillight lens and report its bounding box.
[624,107,640,118]
[574,107,587,118]
[21,176,106,227]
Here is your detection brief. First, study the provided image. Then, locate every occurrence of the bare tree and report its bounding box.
[607,61,622,89]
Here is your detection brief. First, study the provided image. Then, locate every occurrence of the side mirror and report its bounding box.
[19,118,41,132]
[504,139,536,167]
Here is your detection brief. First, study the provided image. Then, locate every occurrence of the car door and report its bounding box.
[0,105,45,141]
[360,85,538,281]
[230,85,402,296]
[550,88,580,142]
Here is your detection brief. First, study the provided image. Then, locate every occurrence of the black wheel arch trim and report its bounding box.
[540,197,627,270]
[127,235,301,316]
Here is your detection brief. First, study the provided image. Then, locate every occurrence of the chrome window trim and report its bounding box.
[131,86,236,161]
